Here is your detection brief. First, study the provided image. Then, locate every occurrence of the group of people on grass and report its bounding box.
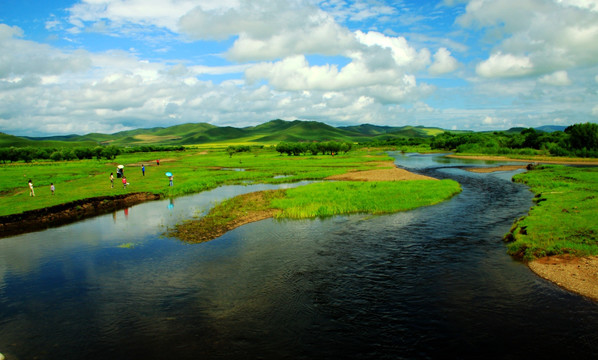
[108,160,173,189]
[28,159,172,197]
[27,179,54,197]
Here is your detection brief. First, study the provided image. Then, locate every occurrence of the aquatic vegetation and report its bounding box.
[117,242,136,249]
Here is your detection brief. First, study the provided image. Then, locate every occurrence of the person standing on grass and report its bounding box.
[50,183,55,195]
[28,179,35,197]
[169,174,173,187]
[110,172,114,188]
[122,176,127,189]
[142,164,145,176]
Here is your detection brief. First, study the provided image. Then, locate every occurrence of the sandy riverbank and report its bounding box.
[324,166,437,181]
[529,255,598,301]
[466,165,528,173]
[446,154,598,165]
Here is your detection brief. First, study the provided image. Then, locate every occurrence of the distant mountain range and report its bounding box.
[0,119,569,147]
[503,125,568,134]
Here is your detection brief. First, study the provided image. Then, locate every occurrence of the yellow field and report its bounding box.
[133,134,182,143]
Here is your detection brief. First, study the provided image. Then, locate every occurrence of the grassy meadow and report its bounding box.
[506,165,598,259]
[271,180,460,218]
[0,147,400,217]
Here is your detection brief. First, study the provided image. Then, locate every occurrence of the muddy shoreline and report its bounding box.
[0,193,160,238]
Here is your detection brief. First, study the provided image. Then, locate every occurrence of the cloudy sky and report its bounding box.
[1,0,598,136]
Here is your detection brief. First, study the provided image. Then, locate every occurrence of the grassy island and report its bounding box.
[172,178,461,243]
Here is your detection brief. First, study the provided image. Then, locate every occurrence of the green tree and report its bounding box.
[101,145,120,160]
[566,122,598,150]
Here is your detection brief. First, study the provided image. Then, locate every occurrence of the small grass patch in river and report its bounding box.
[117,242,136,249]
[172,179,461,243]
[272,180,461,218]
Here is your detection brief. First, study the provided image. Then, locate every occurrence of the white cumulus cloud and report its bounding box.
[476,52,534,78]
[245,55,405,91]
[429,47,459,75]
[460,0,598,77]
[355,30,430,71]
[538,70,572,86]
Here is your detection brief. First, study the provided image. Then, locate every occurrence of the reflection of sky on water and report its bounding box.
[0,153,523,295]
[0,182,313,288]
[391,152,528,171]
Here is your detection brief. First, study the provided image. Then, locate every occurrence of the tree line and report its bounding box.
[0,144,185,163]
[429,122,598,157]
[275,141,353,156]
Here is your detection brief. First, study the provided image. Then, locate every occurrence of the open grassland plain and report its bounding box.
[1,148,431,235]
[0,148,386,216]
[173,171,461,243]
[506,165,598,300]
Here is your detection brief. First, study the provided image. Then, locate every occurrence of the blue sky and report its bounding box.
[1,0,597,136]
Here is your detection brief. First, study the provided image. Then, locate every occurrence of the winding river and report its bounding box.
[1,153,597,359]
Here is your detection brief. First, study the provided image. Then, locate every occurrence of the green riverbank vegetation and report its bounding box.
[0,147,400,217]
[173,179,461,243]
[505,165,598,260]
[431,122,598,158]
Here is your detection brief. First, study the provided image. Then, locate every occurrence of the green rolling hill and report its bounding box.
[3,119,448,147]
[1,132,97,148]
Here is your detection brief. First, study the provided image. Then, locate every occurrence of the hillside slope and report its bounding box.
[3,119,446,147]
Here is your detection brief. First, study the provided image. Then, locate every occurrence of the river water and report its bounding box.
[0,153,597,359]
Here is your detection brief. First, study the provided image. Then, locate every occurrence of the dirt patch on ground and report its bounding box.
[325,166,437,181]
[0,192,160,238]
[466,165,528,173]
[529,255,598,301]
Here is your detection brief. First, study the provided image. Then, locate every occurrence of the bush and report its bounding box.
[50,151,63,161]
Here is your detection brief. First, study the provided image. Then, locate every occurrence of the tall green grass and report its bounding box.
[271,180,461,218]
[506,165,598,259]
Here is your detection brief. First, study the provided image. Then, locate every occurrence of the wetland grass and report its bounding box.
[173,179,462,243]
[272,180,461,218]
[506,165,598,259]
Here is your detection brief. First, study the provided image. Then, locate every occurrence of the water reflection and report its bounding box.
[0,158,597,360]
